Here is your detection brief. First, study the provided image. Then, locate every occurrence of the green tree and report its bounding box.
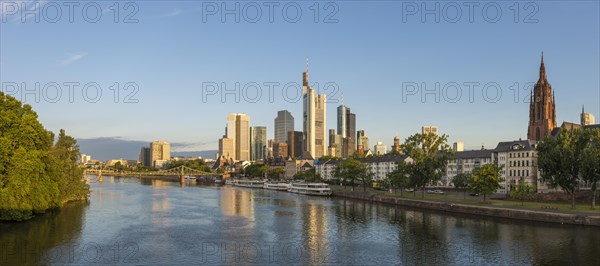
[470,164,502,202]
[537,128,587,209]
[294,168,322,182]
[452,173,472,199]
[334,159,372,192]
[401,133,454,198]
[511,180,536,206]
[388,161,411,196]
[581,129,600,209]
[268,167,285,180]
[0,93,89,221]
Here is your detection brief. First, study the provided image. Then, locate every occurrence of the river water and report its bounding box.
[1,176,599,265]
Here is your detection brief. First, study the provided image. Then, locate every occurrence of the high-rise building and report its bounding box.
[422,126,438,135]
[315,94,327,158]
[302,63,327,159]
[219,138,234,160]
[274,110,294,143]
[337,105,356,158]
[139,147,151,167]
[287,131,303,158]
[235,114,250,161]
[581,106,596,126]
[218,113,251,161]
[150,141,171,168]
[527,53,557,141]
[374,141,387,155]
[250,126,267,161]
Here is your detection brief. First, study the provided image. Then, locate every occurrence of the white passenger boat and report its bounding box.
[263,182,290,191]
[234,180,265,188]
[288,182,332,196]
[224,179,236,185]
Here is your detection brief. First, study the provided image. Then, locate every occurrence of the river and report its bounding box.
[1,176,599,265]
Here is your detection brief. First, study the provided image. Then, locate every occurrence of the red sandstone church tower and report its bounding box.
[527,53,557,141]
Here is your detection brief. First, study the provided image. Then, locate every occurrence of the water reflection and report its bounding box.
[1,178,599,265]
[0,201,87,265]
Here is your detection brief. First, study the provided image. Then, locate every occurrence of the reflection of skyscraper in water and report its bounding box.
[220,189,255,221]
[301,203,328,264]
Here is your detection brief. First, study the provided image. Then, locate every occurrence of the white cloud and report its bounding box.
[57,52,88,66]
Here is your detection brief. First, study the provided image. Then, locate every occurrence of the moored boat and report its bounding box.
[234,179,265,188]
[288,182,332,196]
[263,182,290,191]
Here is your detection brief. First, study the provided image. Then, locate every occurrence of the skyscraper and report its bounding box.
[287,131,303,158]
[235,114,251,161]
[218,113,250,161]
[315,94,327,158]
[337,105,356,158]
[139,147,151,167]
[527,53,557,141]
[274,110,294,143]
[250,126,267,161]
[302,62,327,159]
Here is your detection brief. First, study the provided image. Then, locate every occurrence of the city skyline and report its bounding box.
[2,2,599,156]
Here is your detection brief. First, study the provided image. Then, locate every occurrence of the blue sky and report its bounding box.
[1,1,599,155]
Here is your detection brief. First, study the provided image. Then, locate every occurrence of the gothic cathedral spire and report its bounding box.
[527,52,557,141]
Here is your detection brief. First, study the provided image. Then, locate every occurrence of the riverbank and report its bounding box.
[332,188,600,227]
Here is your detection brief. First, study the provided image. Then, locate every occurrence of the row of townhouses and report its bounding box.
[316,139,549,194]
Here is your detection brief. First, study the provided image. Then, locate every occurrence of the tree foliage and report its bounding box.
[168,159,211,172]
[294,168,322,182]
[0,92,89,221]
[388,161,411,195]
[581,129,600,209]
[470,164,502,202]
[401,133,454,197]
[452,173,472,199]
[334,159,372,191]
[511,180,536,206]
[537,128,588,209]
[243,163,268,178]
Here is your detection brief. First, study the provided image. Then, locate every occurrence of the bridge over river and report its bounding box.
[84,165,214,183]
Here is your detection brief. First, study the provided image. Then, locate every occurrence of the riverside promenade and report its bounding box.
[332,187,600,227]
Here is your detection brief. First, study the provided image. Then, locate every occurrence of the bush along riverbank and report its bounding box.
[0,93,90,221]
[332,188,600,227]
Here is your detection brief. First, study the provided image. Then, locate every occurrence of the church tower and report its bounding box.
[527,52,557,141]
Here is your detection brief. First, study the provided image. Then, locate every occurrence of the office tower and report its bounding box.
[250,126,267,161]
[287,131,303,158]
[315,94,327,158]
[581,106,596,126]
[219,138,234,160]
[337,105,356,158]
[139,147,151,167]
[392,136,401,153]
[273,142,288,159]
[453,141,464,152]
[150,141,171,167]
[302,62,327,159]
[527,53,557,141]
[274,110,294,143]
[219,113,250,161]
[422,126,439,135]
[374,141,387,155]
